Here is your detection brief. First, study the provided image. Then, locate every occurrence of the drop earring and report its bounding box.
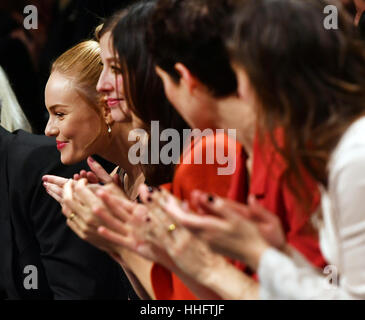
[107,124,112,134]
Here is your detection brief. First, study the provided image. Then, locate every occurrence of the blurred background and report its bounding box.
[0,0,134,134]
[0,0,360,135]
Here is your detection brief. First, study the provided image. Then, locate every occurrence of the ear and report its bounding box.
[155,66,177,89]
[174,63,197,94]
[155,65,180,99]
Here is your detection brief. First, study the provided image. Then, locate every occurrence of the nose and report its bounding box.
[45,118,59,137]
[96,68,113,93]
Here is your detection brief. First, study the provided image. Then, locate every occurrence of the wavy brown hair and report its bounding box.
[228,0,365,199]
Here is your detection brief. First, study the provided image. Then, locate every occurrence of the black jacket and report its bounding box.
[0,127,130,299]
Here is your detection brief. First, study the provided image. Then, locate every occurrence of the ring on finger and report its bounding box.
[168,223,176,233]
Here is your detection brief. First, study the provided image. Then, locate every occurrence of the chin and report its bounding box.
[60,153,84,165]
[111,108,127,123]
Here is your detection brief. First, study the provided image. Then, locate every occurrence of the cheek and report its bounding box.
[67,114,103,148]
[58,119,77,139]
[116,75,124,93]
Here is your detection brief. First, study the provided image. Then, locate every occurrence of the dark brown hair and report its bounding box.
[146,0,238,97]
[98,1,189,186]
[228,0,365,195]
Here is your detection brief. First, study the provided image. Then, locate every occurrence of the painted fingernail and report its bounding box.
[147,197,152,202]
[89,156,95,163]
[207,194,214,203]
[136,195,142,203]
[146,217,151,222]
[148,186,154,193]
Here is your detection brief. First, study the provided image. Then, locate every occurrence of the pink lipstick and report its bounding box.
[56,141,68,150]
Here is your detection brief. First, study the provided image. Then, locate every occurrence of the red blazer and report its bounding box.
[152,132,242,299]
[151,131,326,299]
[246,132,326,268]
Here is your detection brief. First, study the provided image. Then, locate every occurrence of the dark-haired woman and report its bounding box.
[158,0,365,299]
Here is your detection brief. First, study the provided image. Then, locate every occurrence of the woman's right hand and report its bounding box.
[94,188,178,271]
[42,175,69,203]
[73,156,119,185]
[97,185,225,280]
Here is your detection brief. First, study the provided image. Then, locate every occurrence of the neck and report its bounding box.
[236,126,254,159]
[99,122,143,184]
[215,96,256,159]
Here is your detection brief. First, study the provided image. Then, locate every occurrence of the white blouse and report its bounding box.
[258,116,365,299]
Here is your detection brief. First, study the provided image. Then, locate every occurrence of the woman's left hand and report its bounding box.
[158,190,279,271]
[61,179,122,256]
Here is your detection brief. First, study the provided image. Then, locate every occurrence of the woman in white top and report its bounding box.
[0,66,32,133]
[135,0,365,299]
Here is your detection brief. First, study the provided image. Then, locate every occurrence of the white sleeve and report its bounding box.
[258,247,351,299]
[330,147,365,298]
[258,146,365,300]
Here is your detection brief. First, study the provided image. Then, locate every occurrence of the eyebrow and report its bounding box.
[48,104,70,111]
[106,57,119,63]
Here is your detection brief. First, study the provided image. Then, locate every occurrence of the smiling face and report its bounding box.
[97,32,130,122]
[45,71,109,164]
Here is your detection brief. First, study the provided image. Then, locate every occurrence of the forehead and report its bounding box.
[99,32,119,62]
[45,72,79,107]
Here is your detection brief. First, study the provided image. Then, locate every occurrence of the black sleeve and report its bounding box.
[9,136,129,299]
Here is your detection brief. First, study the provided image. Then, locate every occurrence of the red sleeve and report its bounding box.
[281,167,327,268]
[151,132,244,300]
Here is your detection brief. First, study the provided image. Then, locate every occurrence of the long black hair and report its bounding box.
[99,1,190,186]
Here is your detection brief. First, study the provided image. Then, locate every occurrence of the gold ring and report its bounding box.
[69,213,76,221]
[168,223,176,232]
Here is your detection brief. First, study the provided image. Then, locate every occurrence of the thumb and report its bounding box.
[87,156,112,183]
[112,173,123,188]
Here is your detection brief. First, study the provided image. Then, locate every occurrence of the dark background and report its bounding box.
[0,0,134,134]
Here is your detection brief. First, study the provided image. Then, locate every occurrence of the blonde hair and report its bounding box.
[51,40,108,150]
[51,40,102,113]
[0,66,32,133]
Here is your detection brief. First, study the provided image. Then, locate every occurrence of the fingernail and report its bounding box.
[157,187,162,192]
[136,195,142,204]
[147,196,152,202]
[207,194,214,203]
[146,217,151,222]
[248,194,256,203]
[89,156,95,163]
[148,186,154,193]
[42,176,47,182]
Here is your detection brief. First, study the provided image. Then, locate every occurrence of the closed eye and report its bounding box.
[111,65,122,74]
